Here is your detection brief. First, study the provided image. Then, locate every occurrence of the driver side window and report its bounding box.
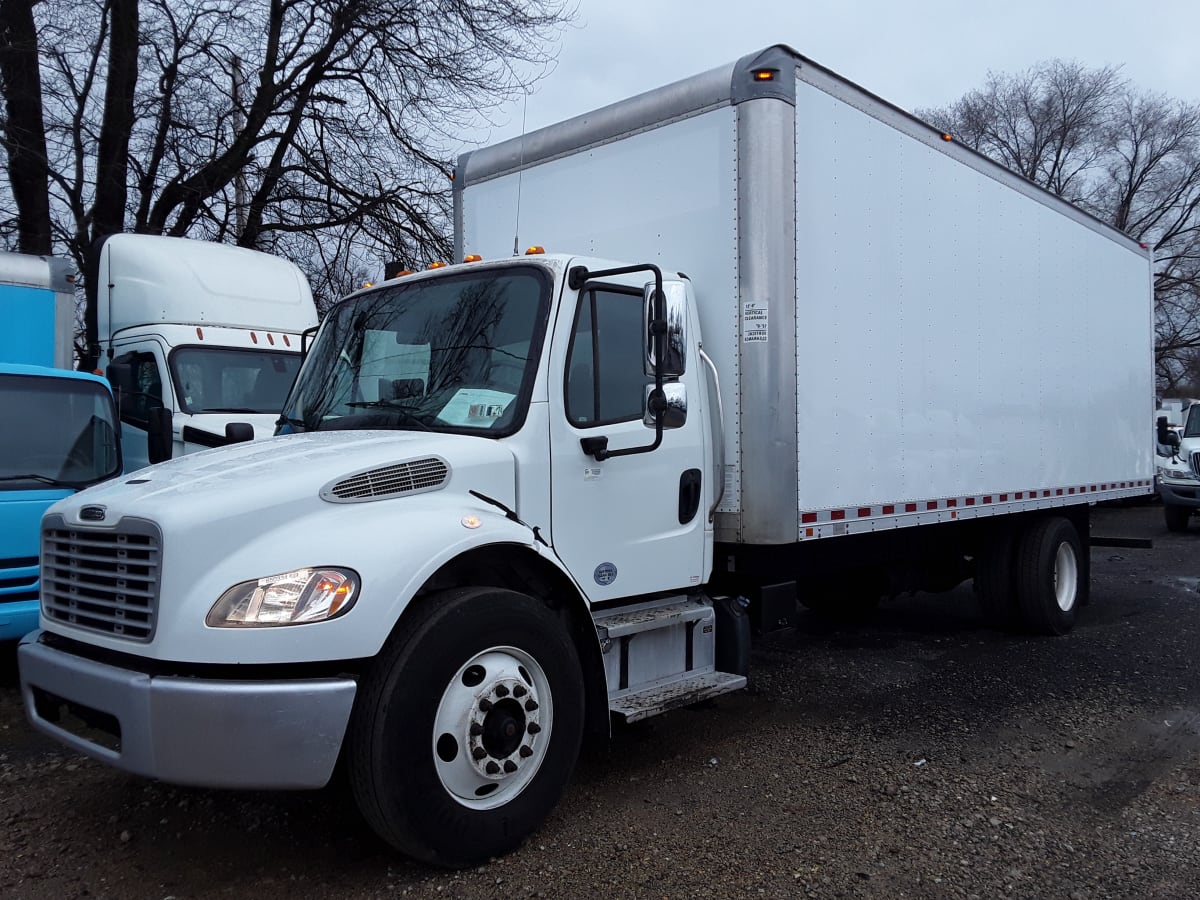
[565,287,646,427]
[111,351,164,426]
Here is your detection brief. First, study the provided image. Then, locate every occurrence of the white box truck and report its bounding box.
[19,46,1153,867]
[94,234,319,470]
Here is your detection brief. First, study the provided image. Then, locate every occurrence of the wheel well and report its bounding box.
[403,544,609,740]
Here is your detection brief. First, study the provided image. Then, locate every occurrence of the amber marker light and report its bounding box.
[752,69,776,82]
[429,261,448,269]
[461,515,482,529]
[391,270,414,278]
[941,133,953,142]
[464,254,483,263]
[525,245,546,255]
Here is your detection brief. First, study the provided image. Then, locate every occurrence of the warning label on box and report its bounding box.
[742,301,768,343]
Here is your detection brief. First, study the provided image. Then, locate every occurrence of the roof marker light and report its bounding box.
[250,332,258,344]
[464,254,483,263]
[941,133,953,142]
[752,69,777,82]
[429,261,448,269]
[525,245,545,255]
[391,269,414,278]
[196,327,204,340]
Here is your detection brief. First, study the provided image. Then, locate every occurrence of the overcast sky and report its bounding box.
[457,0,1200,152]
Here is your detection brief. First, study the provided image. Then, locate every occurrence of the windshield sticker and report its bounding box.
[438,389,514,427]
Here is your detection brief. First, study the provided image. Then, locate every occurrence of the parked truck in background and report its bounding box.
[1157,401,1200,530]
[95,234,318,470]
[18,45,1153,866]
[1,252,122,642]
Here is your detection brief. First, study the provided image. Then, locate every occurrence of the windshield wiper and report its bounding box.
[197,407,261,413]
[0,473,83,488]
[346,399,432,431]
[276,414,308,432]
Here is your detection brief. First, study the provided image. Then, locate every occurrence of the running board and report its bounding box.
[610,671,747,723]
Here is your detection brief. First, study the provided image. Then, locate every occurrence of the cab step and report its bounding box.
[610,671,747,723]
[594,595,746,722]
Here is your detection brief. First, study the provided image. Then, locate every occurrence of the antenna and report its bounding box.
[512,90,528,257]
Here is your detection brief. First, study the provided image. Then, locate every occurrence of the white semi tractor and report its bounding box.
[95,234,318,469]
[19,46,1152,866]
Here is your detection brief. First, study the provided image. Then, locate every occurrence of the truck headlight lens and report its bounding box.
[207,567,360,627]
[1157,463,1192,480]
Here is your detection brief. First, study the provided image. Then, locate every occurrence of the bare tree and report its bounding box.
[921,62,1200,392]
[0,0,52,253]
[2,0,574,365]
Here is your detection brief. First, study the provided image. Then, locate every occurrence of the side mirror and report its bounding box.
[644,280,687,377]
[300,324,320,360]
[106,361,135,401]
[147,406,173,464]
[225,422,255,444]
[644,382,687,429]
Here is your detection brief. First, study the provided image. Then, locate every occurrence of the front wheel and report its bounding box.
[1016,517,1082,636]
[1164,504,1192,533]
[348,587,585,867]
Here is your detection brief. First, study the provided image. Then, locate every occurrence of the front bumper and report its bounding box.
[1158,479,1200,509]
[18,631,357,789]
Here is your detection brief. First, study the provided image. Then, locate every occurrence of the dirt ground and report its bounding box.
[2,502,1198,899]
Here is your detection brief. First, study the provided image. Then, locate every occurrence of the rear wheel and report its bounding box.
[1164,504,1192,533]
[1016,517,1081,636]
[348,587,584,867]
[974,526,1020,630]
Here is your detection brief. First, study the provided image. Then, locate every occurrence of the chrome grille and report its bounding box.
[322,457,449,502]
[40,515,161,641]
[1192,450,1200,479]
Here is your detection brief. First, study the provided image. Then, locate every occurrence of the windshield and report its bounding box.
[279,266,550,435]
[1186,404,1200,438]
[169,347,301,414]
[0,373,121,489]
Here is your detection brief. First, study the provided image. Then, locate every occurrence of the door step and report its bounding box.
[609,671,747,723]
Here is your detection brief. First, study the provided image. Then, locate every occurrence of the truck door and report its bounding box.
[108,345,171,472]
[547,275,709,602]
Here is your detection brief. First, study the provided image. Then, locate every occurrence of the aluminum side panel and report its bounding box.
[732,98,798,543]
[792,78,1153,515]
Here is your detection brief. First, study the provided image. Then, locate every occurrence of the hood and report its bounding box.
[50,430,518,532]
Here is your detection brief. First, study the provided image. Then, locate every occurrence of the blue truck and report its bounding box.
[1,251,122,642]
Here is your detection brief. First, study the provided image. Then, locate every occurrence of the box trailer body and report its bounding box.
[1,252,122,641]
[95,234,319,470]
[19,46,1153,866]
[455,45,1154,549]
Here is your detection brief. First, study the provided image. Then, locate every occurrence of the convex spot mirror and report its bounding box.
[644,383,687,429]
[644,280,687,377]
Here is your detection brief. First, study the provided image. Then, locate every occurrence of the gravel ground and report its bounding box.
[2,502,1198,899]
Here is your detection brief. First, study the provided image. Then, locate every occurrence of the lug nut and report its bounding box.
[512,684,527,697]
[485,761,500,775]
[503,760,518,773]
[479,698,493,712]
[469,722,483,736]
[524,699,538,712]
[519,745,533,758]
[495,684,509,697]
[472,746,487,760]
[527,722,541,735]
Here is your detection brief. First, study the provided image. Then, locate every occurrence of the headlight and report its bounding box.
[207,567,360,627]
[1157,463,1193,480]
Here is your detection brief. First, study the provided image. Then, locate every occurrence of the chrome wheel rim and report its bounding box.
[432,646,551,810]
[1053,542,1078,612]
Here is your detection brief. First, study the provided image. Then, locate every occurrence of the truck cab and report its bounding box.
[0,365,121,641]
[1158,402,1200,531]
[95,235,318,470]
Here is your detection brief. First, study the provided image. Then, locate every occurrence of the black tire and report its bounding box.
[974,526,1020,630]
[1164,504,1191,533]
[348,587,585,867]
[1016,517,1082,636]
